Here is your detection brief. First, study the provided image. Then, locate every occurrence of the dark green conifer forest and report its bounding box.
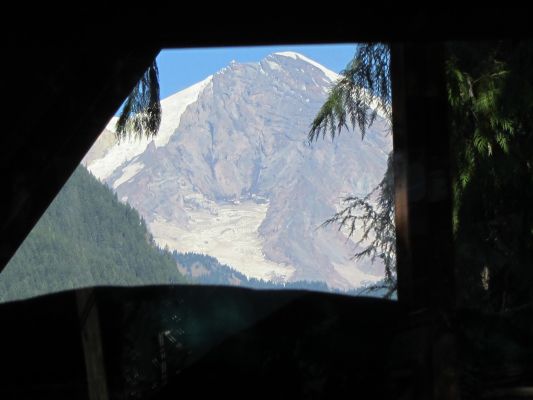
[0,165,186,302]
[174,251,353,294]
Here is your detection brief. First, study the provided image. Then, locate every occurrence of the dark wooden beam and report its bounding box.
[391,42,454,311]
[391,42,458,399]
[77,289,109,400]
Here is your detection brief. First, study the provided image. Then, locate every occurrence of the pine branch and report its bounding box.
[308,43,391,143]
[322,153,396,292]
[116,60,162,140]
[310,43,396,295]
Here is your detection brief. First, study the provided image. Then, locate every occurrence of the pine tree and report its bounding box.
[311,43,533,396]
[309,43,396,297]
[310,41,533,307]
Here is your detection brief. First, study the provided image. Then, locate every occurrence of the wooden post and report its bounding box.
[76,288,109,400]
[391,42,458,400]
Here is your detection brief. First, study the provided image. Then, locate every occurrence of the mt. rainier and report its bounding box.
[83,51,392,290]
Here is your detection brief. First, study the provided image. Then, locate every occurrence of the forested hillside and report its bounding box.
[0,166,186,302]
[174,251,386,296]
[174,251,330,291]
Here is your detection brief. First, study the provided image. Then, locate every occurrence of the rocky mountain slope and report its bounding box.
[84,52,392,290]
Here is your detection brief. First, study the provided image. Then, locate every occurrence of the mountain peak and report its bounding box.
[84,49,390,290]
[270,52,340,82]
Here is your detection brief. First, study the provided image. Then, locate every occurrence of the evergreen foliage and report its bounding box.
[310,41,533,393]
[116,60,162,140]
[309,43,396,297]
[174,251,330,292]
[321,153,396,297]
[0,165,185,302]
[446,42,533,312]
[174,251,375,296]
[310,41,533,309]
[309,43,391,142]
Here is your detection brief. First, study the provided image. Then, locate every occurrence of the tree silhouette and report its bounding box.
[116,60,162,140]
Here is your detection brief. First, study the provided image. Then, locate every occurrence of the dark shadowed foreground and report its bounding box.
[0,285,407,399]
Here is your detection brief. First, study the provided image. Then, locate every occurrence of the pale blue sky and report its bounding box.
[156,44,357,99]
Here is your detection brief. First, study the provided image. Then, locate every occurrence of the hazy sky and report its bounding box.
[156,44,357,99]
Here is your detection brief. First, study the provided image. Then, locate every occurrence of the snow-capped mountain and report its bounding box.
[83,51,392,290]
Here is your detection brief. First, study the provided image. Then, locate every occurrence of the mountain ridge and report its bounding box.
[84,52,392,290]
